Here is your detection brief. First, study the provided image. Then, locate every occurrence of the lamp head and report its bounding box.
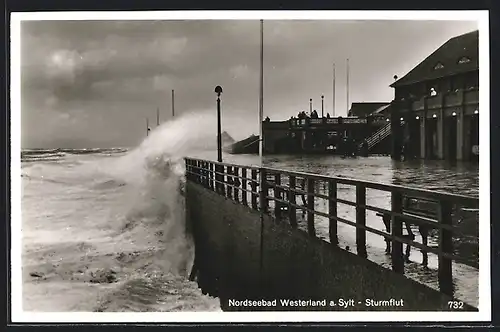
[215,85,223,96]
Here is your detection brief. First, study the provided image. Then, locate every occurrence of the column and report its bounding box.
[456,109,464,160]
[420,115,426,159]
[462,115,472,161]
[443,115,452,160]
[436,109,444,159]
[391,101,402,160]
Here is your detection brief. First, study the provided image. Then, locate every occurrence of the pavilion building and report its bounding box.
[390,30,479,161]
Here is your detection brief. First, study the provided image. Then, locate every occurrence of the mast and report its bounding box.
[146,118,149,137]
[258,18,265,292]
[259,19,264,163]
[156,107,160,126]
[346,58,350,115]
[171,89,175,118]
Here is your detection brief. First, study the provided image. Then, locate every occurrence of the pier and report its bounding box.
[184,157,479,311]
[260,115,390,155]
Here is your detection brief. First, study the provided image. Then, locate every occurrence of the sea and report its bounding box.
[20,113,480,312]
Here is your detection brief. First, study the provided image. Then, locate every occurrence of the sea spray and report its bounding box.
[100,111,220,277]
[21,111,225,311]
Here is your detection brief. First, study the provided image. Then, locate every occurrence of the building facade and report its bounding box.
[390,30,479,162]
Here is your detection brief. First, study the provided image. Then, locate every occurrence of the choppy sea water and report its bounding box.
[21,114,223,312]
[21,113,480,312]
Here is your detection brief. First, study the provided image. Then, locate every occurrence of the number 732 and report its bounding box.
[448,301,464,309]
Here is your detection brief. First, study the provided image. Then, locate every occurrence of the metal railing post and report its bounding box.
[233,167,240,202]
[274,173,282,220]
[259,168,268,213]
[391,191,404,274]
[288,175,297,228]
[226,166,233,199]
[202,161,208,187]
[251,169,258,210]
[438,200,454,296]
[328,180,338,246]
[196,160,201,184]
[307,178,315,237]
[241,168,248,206]
[209,162,214,190]
[356,184,367,258]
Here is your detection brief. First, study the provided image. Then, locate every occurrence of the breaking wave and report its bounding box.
[22,111,221,312]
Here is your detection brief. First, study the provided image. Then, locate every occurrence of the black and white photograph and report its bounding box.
[10,10,490,323]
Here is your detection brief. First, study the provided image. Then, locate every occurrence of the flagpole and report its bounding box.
[333,63,336,117]
[258,18,265,294]
[346,58,350,114]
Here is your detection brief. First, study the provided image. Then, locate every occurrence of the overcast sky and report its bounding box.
[20,19,478,148]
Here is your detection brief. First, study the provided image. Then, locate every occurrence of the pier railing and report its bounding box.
[185,157,479,298]
[290,117,370,127]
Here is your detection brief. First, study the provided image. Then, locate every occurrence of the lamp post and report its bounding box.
[215,85,223,162]
[321,95,324,118]
[171,89,175,118]
[309,98,313,114]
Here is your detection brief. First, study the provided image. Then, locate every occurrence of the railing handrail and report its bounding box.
[185,157,477,205]
[369,124,391,149]
[186,157,262,171]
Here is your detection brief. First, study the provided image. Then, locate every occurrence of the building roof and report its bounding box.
[347,102,391,117]
[390,30,479,88]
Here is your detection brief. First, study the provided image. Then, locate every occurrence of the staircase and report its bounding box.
[359,122,391,151]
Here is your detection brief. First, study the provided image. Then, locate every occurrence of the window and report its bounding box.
[458,56,471,64]
[434,62,444,70]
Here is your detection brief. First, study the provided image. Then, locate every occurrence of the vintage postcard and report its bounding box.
[10,10,490,323]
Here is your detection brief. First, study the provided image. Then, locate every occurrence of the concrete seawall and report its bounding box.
[186,181,476,311]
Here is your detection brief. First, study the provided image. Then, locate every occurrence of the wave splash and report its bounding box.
[21,111,221,312]
[90,111,219,311]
